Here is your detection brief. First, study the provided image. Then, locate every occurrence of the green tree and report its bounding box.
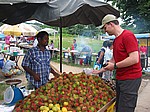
[106,0,150,33]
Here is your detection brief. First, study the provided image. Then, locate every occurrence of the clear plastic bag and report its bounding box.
[83,68,93,75]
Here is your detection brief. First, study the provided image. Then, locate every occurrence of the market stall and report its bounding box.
[4,72,115,112]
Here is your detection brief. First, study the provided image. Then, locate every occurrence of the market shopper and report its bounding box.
[102,41,113,81]
[2,56,21,77]
[71,39,77,63]
[48,40,54,58]
[22,31,59,89]
[96,40,108,77]
[92,14,142,112]
[81,45,92,66]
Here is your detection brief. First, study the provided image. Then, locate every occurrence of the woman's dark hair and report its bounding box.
[36,31,49,40]
[103,41,108,48]
[107,41,113,48]
[10,56,15,61]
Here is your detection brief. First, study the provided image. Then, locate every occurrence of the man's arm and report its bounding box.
[105,51,139,71]
[92,67,106,74]
[115,51,139,68]
[22,66,40,81]
[97,51,104,64]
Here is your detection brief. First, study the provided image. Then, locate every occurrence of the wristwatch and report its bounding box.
[114,63,118,69]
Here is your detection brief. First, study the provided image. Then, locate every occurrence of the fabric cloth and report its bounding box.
[140,46,147,54]
[96,47,106,65]
[81,45,92,57]
[2,60,16,74]
[116,78,141,112]
[113,30,142,80]
[9,36,16,46]
[103,48,113,64]
[33,38,38,47]
[5,35,11,45]
[81,45,92,65]
[73,42,77,49]
[49,43,54,49]
[22,46,51,88]
[102,48,113,80]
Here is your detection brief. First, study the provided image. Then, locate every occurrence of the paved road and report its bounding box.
[135,79,150,112]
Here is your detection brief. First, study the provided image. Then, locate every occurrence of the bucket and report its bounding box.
[4,86,24,106]
[0,58,4,69]
[13,51,18,56]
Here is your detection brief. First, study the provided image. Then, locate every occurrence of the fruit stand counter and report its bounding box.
[98,97,116,112]
[13,72,116,112]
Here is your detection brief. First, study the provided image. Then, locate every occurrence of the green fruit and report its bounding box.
[52,106,58,112]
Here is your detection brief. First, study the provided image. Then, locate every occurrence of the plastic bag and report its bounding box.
[93,62,101,70]
[83,68,93,75]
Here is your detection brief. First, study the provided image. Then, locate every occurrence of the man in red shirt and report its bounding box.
[93,14,142,112]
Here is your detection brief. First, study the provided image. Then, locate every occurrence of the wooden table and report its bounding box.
[49,48,60,58]
[62,50,80,63]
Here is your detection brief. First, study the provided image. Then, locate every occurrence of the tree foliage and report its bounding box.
[106,0,150,33]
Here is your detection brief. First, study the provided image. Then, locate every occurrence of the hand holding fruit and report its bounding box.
[104,62,114,71]
[92,67,106,74]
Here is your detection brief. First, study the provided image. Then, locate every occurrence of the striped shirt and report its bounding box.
[22,46,51,88]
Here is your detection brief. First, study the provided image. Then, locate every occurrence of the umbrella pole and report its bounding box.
[60,17,62,72]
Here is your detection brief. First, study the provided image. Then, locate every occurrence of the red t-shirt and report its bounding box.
[113,30,142,80]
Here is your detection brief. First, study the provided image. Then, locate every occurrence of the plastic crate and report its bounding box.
[106,102,116,112]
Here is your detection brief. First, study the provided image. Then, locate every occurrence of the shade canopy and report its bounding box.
[0,0,49,4]
[39,28,58,35]
[0,0,120,27]
[0,23,37,36]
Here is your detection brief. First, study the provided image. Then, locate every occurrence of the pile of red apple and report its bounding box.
[13,72,115,112]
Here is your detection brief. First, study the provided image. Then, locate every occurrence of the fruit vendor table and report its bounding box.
[49,48,60,58]
[98,97,116,112]
[63,50,80,63]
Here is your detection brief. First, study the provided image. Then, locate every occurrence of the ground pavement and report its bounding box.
[135,79,150,112]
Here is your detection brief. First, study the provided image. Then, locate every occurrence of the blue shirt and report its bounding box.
[22,46,51,88]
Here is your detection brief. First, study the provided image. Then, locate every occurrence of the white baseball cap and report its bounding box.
[100,14,118,29]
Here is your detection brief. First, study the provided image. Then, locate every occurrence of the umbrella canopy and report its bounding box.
[0,23,37,36]
[0,0,120,72]
[0,33,5,38]
[0,0,49,4]
[43,0,120,27]
[39,28,58,35]
[0,0,120,26]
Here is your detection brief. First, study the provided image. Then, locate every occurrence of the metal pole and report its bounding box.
[146,38,148,68]
[60,17,62,72]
